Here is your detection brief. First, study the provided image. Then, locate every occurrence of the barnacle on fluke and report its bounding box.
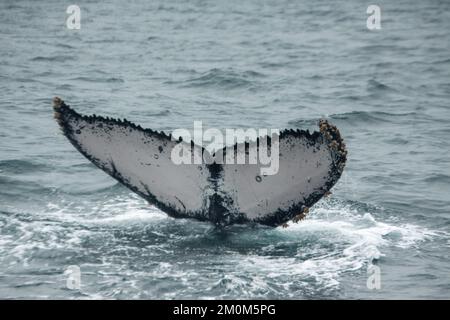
[53,97,347,227]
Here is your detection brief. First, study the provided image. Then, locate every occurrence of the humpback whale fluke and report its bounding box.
[52,97,347,227]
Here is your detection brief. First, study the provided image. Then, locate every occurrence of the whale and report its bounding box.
[52,97,347,227]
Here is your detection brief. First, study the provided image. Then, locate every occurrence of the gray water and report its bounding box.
[1,0,450,299]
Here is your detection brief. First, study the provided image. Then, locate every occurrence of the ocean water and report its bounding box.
[1,0,450,299]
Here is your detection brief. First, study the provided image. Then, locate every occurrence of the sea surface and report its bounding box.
[1,0,449,299]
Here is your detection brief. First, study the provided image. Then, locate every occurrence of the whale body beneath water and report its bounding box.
[52,97,347,227]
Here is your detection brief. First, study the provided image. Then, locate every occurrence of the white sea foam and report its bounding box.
[0,195,444,299]
[213,201,440,297]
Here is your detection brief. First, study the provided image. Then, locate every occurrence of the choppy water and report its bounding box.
[1,0,450,299]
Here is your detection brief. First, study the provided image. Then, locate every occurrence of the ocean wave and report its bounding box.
[287,118,318,128]
[145,110,171,117]
[70,76,125,83]
[288,111,419,129]
[31,56,74,63]
[367,79,397,93]
[0,159,51,174]
[423,173,450,185]
[175,68,265,90]
[54,43,76,49]
[329,111,419,124]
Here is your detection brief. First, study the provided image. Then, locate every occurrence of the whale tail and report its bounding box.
[53,97,346,226]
